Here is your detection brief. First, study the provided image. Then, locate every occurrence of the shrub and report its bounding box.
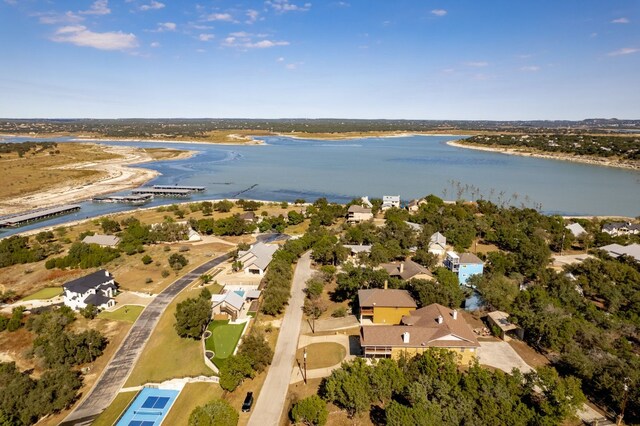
[331,307,347,318]
[161,269,170,278]
[145,278,153,284]
[291,395,328,426]
[189,399,238,426]
[141,255,153,265]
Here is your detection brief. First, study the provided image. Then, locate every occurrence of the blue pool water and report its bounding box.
[234,290,245,297]
[116,388,180,426]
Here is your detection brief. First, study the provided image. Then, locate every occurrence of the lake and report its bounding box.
[1,134,639,235]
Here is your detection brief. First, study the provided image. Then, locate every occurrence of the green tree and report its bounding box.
[169,253,188,270]
[219,355,254,391]
[287,210,305,225]
[174,296,212,339]
[321,358,373,416]
[238,330,273,373]
[291,395,328,425]
[188,399,238,426]
[141,254,153,265]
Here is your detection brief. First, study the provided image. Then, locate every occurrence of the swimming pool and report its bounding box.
[116,388,180,426]
[234,290,245,297]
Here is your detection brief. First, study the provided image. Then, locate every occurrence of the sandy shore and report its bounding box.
[0,145,195,216]
[70,135,265,145]
[446,140,640,171]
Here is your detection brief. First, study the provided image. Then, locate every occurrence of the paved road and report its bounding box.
[62,252,232,426]
[248,251,313,426]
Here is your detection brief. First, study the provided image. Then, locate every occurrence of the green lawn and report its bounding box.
[20,287,63,301]
[97,305,145,323]
[92,391,137,426]
[205,320,245,367]
[163,382,223,426]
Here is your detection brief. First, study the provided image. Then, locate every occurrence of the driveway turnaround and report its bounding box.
[247,251,313,426]
[62,252,232,426]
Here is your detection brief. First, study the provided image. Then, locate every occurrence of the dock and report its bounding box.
[92,194,154,205]
[0,204,81,228]
[153,185,206,192]
[132,188,192,198]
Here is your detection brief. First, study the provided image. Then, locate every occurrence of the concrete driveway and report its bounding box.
[478,341,533,374]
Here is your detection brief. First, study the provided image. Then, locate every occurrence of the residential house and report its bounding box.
[404,221,422,232]
[407,199,420,212]
[237,242,278,275]
[63,269,117,311]
[565,223,587,238]
[239,211,258,224]
[211,292,245,321]
[444,251,484,285]
[357,288,417,324]
[82,234,120,248]
[600,243,640,263]
[360,196,373,208]
[382,259,434,281]
[428,232,447,256]
[381,195,400,211]
[360,303,480,364]
[602,221,640,236]
[347,205,373,223]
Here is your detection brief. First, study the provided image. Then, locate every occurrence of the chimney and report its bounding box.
[452,310,458,320]
[384,280,388,290]
[402,332,410,343]
[105,270,109,277]
[437,315,443,324]
[399,262,404,273]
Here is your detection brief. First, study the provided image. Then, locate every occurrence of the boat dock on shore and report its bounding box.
[153,185,206,192]
[0,204,81,228]
[132,188,192,198]
[92,194,154,205]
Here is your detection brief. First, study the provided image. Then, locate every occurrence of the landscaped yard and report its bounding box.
[92,391,137,426]
[295,343,346,369]
[20,287,62,301]
[163,382,223,426]
[205,320,245,367]
[97,305,145,323]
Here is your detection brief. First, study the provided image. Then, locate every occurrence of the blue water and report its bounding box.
[115,387,179,426]
[234,290,246,298]
[1,134,639,236]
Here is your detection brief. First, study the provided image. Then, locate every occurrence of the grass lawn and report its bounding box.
[295,343,346,369]
[124,283,222,387]
[163,382,223,426]
[92,391,137,426]
[205,320,245,367]
[20,287,63,301]
[97,305,145,323]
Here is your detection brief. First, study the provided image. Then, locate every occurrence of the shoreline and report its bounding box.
[70,135,266,146]
[446,140,640,171]
[0,144,196,216]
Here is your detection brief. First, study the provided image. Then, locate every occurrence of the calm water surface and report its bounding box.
[1,135,639,235]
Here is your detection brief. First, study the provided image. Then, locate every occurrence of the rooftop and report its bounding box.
[348,205,372,214]
[82,234,120,247]
[382,259,433,281]
[358,289,417,309]
[63,269,114,294]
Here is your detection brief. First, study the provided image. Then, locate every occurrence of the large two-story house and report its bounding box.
[63,269,117,311]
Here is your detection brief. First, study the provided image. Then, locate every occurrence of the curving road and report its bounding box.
[62,252,232,426]
[248,251,313,426]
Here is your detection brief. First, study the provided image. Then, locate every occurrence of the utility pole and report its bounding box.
[617,377,630,426]
[560,230,566,256]
[303,348,307,385]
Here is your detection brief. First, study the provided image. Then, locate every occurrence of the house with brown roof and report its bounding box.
[381,259,434,281]
[360,303,480,364]
[347,205,373,223]
[357,288,417,324]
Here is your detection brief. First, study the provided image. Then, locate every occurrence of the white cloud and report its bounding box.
[611,17,629,24]
[150,41,160,48]
[247,39,289,48]
[464,61,488,67]
[608,47,639,56]
[38,11,84,25]
[156,22,176,32]
[246,9,260,24]
[51,25,137,51]
[431,9,447,17]
[190,23,214,30]
[206,13,234,22]
[277,57,285,62]
[520,66,540,72]
[333,1,350,7]
[285,61,303,69]
[140,1,165,11]
[223,33,289,49]
[199,33,215,41]
[80,0,111,16]
[266,0,311,13]
[230,31,251,37]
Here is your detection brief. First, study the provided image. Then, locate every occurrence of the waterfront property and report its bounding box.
[357,288,417,324]
[0,204,80,228]
[82,234,121,247]
[347,204,373,223]
[115,387,180,426]
[237,242,278,276]
[63,269,117,311]
[360,303,480,364]
[445,251,484,285]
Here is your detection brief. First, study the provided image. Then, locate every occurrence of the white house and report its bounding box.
[347,205,373,223]
[237,242,278,276]
[63,269,117,311]
[82,234,120,248]
[211,292,246,321]
[565,223,587,238]
[601,221,640,236]
[428,232,447,256]
[381,195,400,211]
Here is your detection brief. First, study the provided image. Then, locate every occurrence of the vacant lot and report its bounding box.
[295,343,346,369]
[97,305,145,323]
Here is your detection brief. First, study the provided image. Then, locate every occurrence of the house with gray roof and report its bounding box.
[63,269,117,311]
[565,223,587,238]
[237,242,279,276]
[602,221,640,236]
[82,234,121,248]
[600,243,640,263]
[428,232,447,256]
[347,205,373,223]
[211,291,246,321]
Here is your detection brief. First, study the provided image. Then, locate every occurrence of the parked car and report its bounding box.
[242,392,254,412]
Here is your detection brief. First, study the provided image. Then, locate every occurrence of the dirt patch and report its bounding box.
[508,339,550,368]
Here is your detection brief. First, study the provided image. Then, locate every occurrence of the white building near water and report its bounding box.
[237,242,278,276]
[381,195,400,211]
[62,269,117,311]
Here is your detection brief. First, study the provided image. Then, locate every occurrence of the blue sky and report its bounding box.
[1,0,638,119]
